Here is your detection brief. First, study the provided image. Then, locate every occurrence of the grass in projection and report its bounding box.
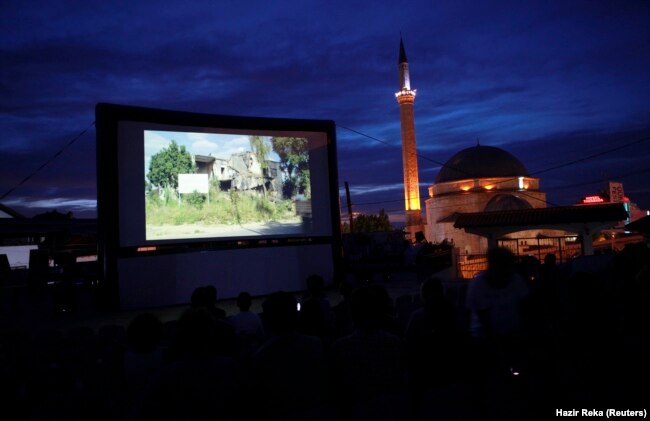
[144,130,312,240]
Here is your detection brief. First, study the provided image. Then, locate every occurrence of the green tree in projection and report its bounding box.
[147,140,196,189]
[250,136,271,195]
[271,136,310,199]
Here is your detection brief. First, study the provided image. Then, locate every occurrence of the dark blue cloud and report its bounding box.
[1,0,649,220]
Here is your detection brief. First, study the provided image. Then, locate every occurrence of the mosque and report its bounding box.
[424,143,562,255]
[395,39,625,262]
[396,38,556,254]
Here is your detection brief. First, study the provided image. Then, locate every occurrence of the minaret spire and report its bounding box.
[399,36,408,64]
[397,36,412,92]
[395,36,423,239]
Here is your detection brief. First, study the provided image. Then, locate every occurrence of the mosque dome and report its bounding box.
[435,145,529,183]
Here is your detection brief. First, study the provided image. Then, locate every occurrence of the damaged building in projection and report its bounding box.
[194,151,282,194]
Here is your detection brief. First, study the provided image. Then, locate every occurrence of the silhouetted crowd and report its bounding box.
[1,243,649,420]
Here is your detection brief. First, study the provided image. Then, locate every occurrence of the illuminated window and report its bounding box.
[518,177,524,190]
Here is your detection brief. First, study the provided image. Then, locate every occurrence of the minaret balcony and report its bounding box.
[395,88,416,98]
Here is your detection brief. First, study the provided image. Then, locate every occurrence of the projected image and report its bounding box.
[144,130,312,240]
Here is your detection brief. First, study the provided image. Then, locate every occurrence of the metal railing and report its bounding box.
[456,235,584,279]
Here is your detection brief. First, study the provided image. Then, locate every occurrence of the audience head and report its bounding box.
[127,312,164,354]
[205,285,217,304]
[420,276,445,307]
[544,253,557,266]
[236,292,253,311]
[486,247,517,287]
[175,307,219,358]
[568,271,604,309]
[350,284,392,330]
[262,291,299,335]
[191,285,218,309]
[306,274,326,297]
[191,286,205,308]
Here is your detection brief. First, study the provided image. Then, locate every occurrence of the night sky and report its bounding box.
[2,0,649,224]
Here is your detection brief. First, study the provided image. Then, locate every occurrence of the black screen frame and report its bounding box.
[96,103,341,309]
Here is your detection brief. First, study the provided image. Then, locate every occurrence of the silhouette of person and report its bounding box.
[137,307,241,420]
[228,291,264,360]
[191,285,227,320]
[188,286,237,359]
[124,312,165,409]
[405,231,427,267]
[298,274,334,342]
[467,248,530,340]
[250,291,327,419]
[466,247,530,378]
[332,279,355,338]
[329,284,407,415]
[405,277,458,390]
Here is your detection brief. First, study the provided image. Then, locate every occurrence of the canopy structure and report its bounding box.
[625,215,650,234]
[453,203,628,255]
[625,214,650,246]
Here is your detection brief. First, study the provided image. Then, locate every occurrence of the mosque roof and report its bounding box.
[436,144,529,183]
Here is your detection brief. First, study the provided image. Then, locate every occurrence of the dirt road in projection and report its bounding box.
[146,218,307,240]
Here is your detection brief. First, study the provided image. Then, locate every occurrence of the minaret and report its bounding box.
[395,37,423,239]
